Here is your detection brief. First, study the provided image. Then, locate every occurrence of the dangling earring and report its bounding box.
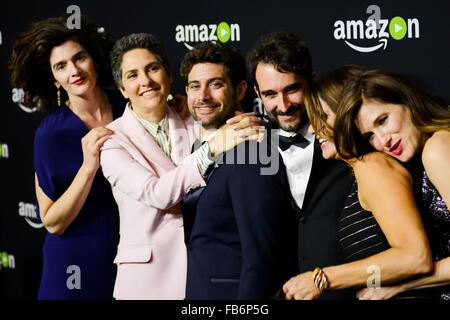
[57,88,61,107]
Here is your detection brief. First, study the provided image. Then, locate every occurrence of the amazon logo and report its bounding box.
[175,21,241,50]
[333,5,420,53]
[18,202,44,229]
[12,88,37,113]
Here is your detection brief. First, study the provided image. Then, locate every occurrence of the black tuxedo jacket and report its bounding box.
[183,139,298,300]
[296,140,355,299]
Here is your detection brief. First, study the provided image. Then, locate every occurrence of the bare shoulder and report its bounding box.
[422,131,450,198]
[422,131,450,168]
[354,152,412,210]
[353,151,409,180]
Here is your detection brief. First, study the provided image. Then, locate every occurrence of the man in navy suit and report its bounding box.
[247,32,354,299]
[180,41,298,299]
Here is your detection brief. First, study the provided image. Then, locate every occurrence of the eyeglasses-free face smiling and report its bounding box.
[119,48,172,116]
[315,99,339,160]
[356,99,423,162]
[255,63,307,132]
[186,62,241,130]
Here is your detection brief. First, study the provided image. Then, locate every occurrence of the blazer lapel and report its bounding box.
[120,106,176,174]
[167,108,195,165]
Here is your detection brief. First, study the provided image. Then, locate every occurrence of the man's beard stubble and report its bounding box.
[192,103,238,130]
[267,104,308,132]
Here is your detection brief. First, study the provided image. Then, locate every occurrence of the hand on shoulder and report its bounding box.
[81,127,114,174]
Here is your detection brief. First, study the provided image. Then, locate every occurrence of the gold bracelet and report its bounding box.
[313,267,329,293]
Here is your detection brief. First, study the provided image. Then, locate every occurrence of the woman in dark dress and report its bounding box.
[9,15,121,299]
[335,69,450,300]
[282,66,433,300]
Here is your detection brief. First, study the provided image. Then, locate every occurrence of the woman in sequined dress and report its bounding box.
[282,66,433,300]
[334,69,450,300]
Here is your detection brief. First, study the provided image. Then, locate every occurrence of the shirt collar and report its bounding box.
[278,123,315,143]
[128,102,169,136]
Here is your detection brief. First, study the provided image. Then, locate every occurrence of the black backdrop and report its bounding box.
[1,0,449,299]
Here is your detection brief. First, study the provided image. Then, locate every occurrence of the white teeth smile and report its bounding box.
[141,89,157,96]
[197,104,216,108]
[196,106,216,113]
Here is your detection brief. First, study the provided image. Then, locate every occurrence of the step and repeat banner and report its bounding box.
[1,0,449,299]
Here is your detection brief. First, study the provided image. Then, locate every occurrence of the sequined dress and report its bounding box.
[419,171,450,300]
[406,154,450,300]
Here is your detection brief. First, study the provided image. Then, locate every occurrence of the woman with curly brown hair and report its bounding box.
[9,15,123,299]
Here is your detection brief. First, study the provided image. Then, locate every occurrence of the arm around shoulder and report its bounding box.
[100,135,205,210]
[325,152,433,287]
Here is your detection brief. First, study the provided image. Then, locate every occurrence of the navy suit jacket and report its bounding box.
[183,139,298,300]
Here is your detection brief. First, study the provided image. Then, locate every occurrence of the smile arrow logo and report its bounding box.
[344,38,388,53]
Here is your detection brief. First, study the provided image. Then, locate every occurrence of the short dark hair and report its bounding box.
[247,32,313,89]
[9,15,113,111]
[179,41,246,88]
[110,33,171,88]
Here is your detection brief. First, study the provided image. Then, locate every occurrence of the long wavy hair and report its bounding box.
[304,65,365,142]
[334,69,450,159]
[9,15,113,111]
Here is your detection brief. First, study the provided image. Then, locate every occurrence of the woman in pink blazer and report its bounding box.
[100,33,262,299]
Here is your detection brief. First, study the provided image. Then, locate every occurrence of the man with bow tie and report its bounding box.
[247,32,354,299]
[180,41,298,300]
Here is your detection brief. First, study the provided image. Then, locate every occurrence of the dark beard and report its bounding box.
[267,104,307,132]
[195,105,237,130]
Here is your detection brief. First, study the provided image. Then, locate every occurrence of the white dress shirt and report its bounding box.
[277,124,315,209]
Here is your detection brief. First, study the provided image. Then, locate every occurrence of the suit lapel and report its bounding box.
[167,107,193,165]
[301,139,329,212]
[120,106,176,174]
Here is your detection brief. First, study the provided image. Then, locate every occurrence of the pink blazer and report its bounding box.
[100,106,205,300]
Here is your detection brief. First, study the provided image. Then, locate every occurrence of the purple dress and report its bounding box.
[34,92,123,299]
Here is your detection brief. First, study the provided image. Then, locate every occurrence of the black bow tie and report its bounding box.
[278,134,310,151]
[191,139,203,153]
